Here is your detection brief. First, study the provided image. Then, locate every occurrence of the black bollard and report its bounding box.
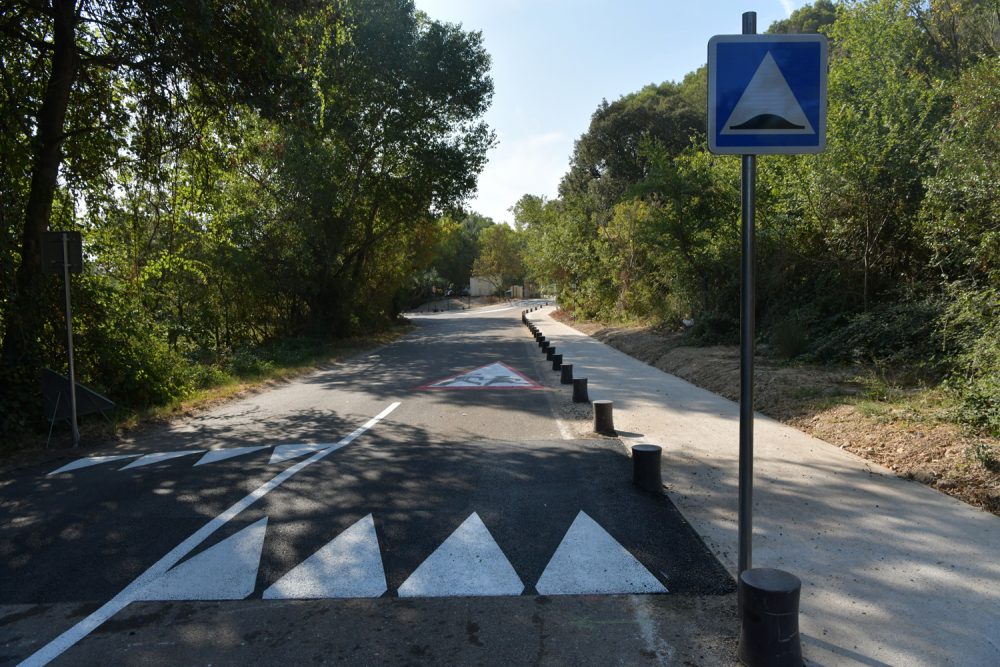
[551,354,562,370]
[737,568,803,667]
[560,364,573,384]
[538,337,546,348]
[632,444,663,495]
[541,341,550,353]
[572,378,589,403]
[546,346,556,360]
[593,400,615,435]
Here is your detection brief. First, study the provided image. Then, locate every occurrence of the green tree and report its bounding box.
[559,82,703,215]
[804,0,948,310]
[768,0,838,34]
[0,0,295,420]
[472,224,524,294]
[276,0,494,332]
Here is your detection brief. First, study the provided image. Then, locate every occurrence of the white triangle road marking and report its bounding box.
[48,454,140,476]
[119,450,204,470]
[535,511,667,595]
[398,512,524,597]
[422,361,542,390]
[268,443,342,465]
[263,514,387,599]
[136,517,268,601]
[195,446,270,466]
[722,52,814,135]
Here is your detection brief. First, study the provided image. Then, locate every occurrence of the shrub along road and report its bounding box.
[1,301,737,665]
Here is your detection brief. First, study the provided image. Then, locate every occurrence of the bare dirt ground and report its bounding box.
[553,311,1000,516]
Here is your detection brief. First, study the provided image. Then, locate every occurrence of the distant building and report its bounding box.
[470,276,500,297]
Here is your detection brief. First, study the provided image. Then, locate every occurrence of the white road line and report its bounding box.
[555,417,574,440]
[19,401,401,667]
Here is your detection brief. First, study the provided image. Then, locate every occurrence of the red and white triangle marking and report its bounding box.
[420,361,543,390]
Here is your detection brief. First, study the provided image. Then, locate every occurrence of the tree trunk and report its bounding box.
[0,0,79,410]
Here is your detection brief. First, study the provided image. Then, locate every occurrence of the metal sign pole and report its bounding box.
[738,10,756,579]
[62,232,80,447]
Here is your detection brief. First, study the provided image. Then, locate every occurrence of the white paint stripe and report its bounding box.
[195,446,270,466]
[19,401,401,667]
[137,517,268,600]
[119,450,203,470]
[535,511,667,595]
[47,455,139,476]
[398,512,523,598]
[268,443,336,465]
[263,514,386,599]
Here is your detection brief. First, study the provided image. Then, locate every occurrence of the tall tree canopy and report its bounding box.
[0,0,493,438]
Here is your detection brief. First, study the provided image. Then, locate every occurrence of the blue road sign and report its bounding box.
[708,34,828,154]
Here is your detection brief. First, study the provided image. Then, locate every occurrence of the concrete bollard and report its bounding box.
[593,400,615,435]
[546,346,556,360]
[737,569,803,667]
[551,354,562,370]
[572,378,589,403]
[632,444,663,495]
[560,364,573,384]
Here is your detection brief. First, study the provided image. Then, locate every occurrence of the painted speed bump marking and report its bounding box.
[398,512,524,597]
[119,450,203,470]
[47,454,140,476]
[535,511,667,595]
[264,514,387,599]
[136,518,268,601]
[419,361,543,390]
[268,443,340,465]
[195,446,270,466]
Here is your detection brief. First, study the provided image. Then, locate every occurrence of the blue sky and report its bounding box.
[413,0,812,224]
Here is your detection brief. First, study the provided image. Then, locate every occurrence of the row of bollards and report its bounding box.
[522,304,802,667]
[523,306,597,421]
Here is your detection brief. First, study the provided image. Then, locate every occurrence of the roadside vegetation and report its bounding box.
[529,0,1000,513]
[504,0,1000,509]
[0,1,494,447]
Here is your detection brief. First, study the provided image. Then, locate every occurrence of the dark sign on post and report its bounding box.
[41,231,83,274]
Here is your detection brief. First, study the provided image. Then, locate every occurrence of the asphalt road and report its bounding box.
[1,301,737,666]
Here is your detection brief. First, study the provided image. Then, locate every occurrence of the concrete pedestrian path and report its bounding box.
[528,306,1000,667]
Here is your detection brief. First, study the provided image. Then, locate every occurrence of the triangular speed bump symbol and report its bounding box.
[263,514,387,599]
[535,511,667,595]
[119,450,203,470]
[722,53,814,135]
[268,443,340,465]
[398,513,524,597]
[196,446,270,466]
[420,362,542,390]
[48,454,139,476]
[137,517,268,600]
